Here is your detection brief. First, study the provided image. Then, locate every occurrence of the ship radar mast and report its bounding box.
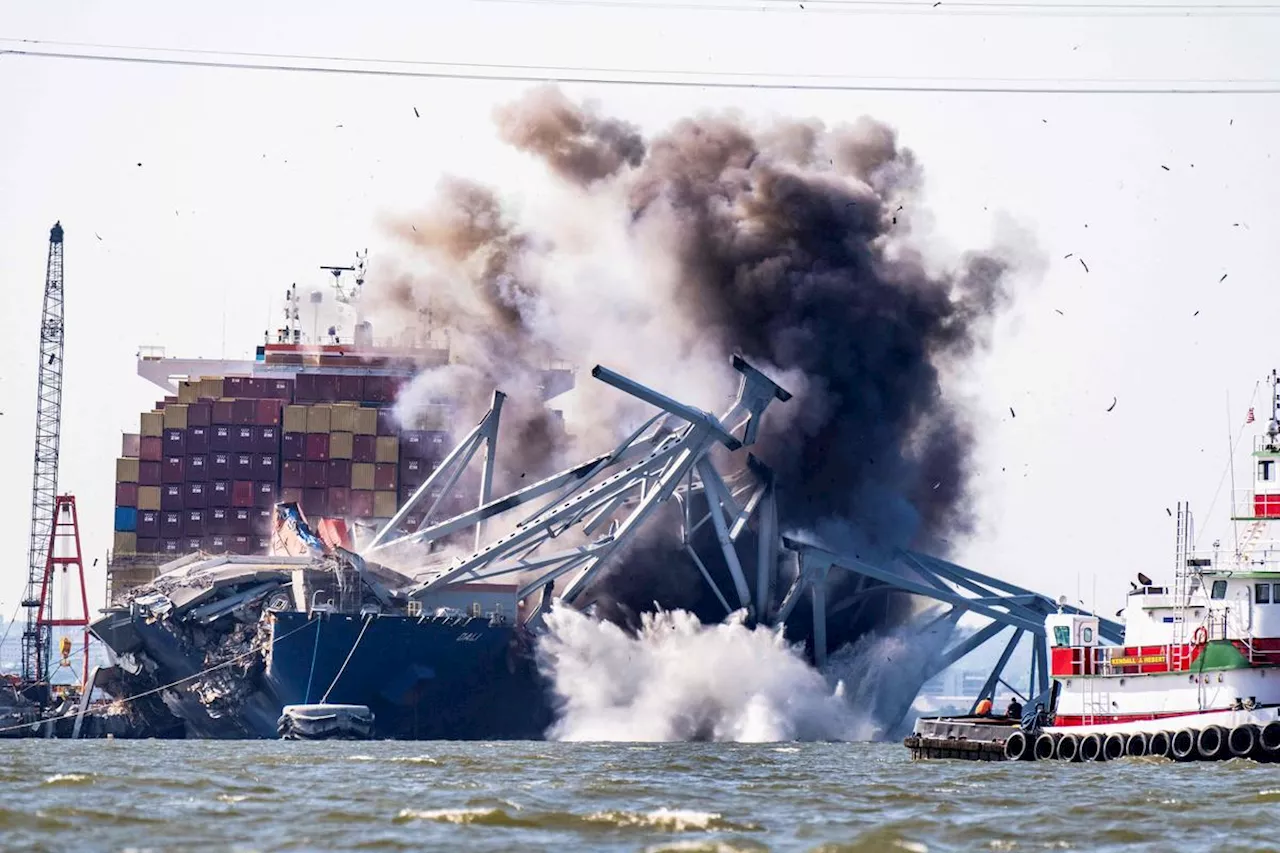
[275,253,369,346]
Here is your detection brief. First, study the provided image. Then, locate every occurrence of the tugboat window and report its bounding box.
[1211,580,1228,599]
[1257,583,1272,605]
[1273,583,1280,602]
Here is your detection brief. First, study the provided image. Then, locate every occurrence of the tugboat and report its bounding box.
[908,369,1280,761]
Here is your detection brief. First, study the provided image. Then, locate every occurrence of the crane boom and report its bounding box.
[21,222,65,685]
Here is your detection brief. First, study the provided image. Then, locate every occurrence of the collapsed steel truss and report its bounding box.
[365,357,1121,705]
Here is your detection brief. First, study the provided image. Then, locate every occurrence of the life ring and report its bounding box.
[1192,626,1208,647]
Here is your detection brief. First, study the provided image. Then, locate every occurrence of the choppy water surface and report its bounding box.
[4,740,1280,852]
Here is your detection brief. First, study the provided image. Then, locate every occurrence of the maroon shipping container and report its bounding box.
[302,488,328,518]
[376,408,399,436]
[254,507,273,533]
[304,462,328,489]
[282,459,305,488]
[212,400,235,426]
[267,377,294,400]
[224,376,247,397]
[137,538,159,555]
[209,507,230,535]
[161,511,182,537]
[139,461,162,486]
[304,433,330,462]
[282,432,304,460]
[140,436,163,462]
[255,454,277,481]
[256,425,280,453]
[362,375,388,403]
[233,399,257,426]
[115,482,138,507]
[315,374,341,403]
[233,425,256,451]
[374,463,397,491]
[209,480,231,508]
[161,484,184,511]
[244,377,269,399]
[163,428,186,455]
[185,481,207,508]
[205,535,228,553]
[327,486,350,515]
[162,456,184,484]
[230,535,252,555]
[210,452,231,479]
[184,510,205,536]
[211,424,233,450]
[254,481,277,508]
[255,398,281,426]
[234,453,254,478]
[349,489,374,518]
[186,454,208,482]
[232,508,252,535]
[327,459,352,488]
[336,375,363,403]
[187,401,212,427]
[294,372,318,403]
[163,395,178,405]
[352,434,376,463]
[187,425,210,454]
[231,480,255,508]
[137,509,160,538]
[281,487,304,507]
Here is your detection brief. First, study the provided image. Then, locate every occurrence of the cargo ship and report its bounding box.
[93,266,568,738]
[907,369,1280,762]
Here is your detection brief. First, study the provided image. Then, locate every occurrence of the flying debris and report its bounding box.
[1010,407,1016,418]
[1194,310,1200,316]
[1064,253,1073,259]
[1167,508,1173,517]
[1219,273,1228,283]
[1161,165,1170,171]
[94,233,102,241]
[413,107,420,118]
[1107,397,1117,412]
[1054,309,1064,315]
[1079,259,1089,273]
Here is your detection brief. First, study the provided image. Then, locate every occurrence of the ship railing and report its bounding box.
[1231,489,1280,521]
[1184,545,1280,573]
[138,345,166,360]
[1253,435,1280,454]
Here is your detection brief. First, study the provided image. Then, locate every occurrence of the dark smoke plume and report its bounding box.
[375,85,1016,647]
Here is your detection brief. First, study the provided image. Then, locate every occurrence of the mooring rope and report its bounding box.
[320,613,374,705]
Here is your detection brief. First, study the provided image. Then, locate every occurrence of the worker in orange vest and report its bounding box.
[974,696,993,717]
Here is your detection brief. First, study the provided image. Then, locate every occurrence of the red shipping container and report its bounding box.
[305,433,330,462]
[282,432,305,460]
[225,376,247,397]
[254,507,273,533]
[209,507,230,534]
[255,398,282,426]
[185,481,208,508]
[231,535,252,555]
[352,434,376,463]
[316,374,341,403]
[232,508,252,535]
[212,400,235,426]
[160,539,181,556]
[281,487,304,507]
[302,488,328,517]
[268,377,295,400]
[163,428,186,454]
[374,463,397,491]
[255,454,277,481]
[336,375,363,403]
[210,452,232,479]
[294,373,318,403]
[282,460,304,488]
[161,484,184,511]
[244,377,268,399]
[234,453,254,478]
[184,510,205,536]
[376,408,399,436]
[163,456,184,484]
[304,462,328,489]
[254,481,277,508]
[139,461,162,486]
[136,538,159,554]
[187,425,210,454]
[349,489,374,518]
[140,436,163,462]
[211,424,233,450]
[137,510,160,538]
[231,480,255,508]
[187,401,212,427]
[209,480,231,508]
[233,399,257,426]
[186,454,208,482]
[327,459,352,488]
[161,512,182,537]
[256,425,280,452]
[205,535,228,553]
[115,482,138,507]
[327,486,350,515]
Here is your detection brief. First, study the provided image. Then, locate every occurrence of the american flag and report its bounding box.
[1247,407,1255,424]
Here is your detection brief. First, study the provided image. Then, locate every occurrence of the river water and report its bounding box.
[3,740,1278,852]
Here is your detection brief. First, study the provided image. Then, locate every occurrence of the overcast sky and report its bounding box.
[2,1,1278,629]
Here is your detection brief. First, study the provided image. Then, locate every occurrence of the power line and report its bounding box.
[476,0,1280,16]
[4,43,1280,94]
